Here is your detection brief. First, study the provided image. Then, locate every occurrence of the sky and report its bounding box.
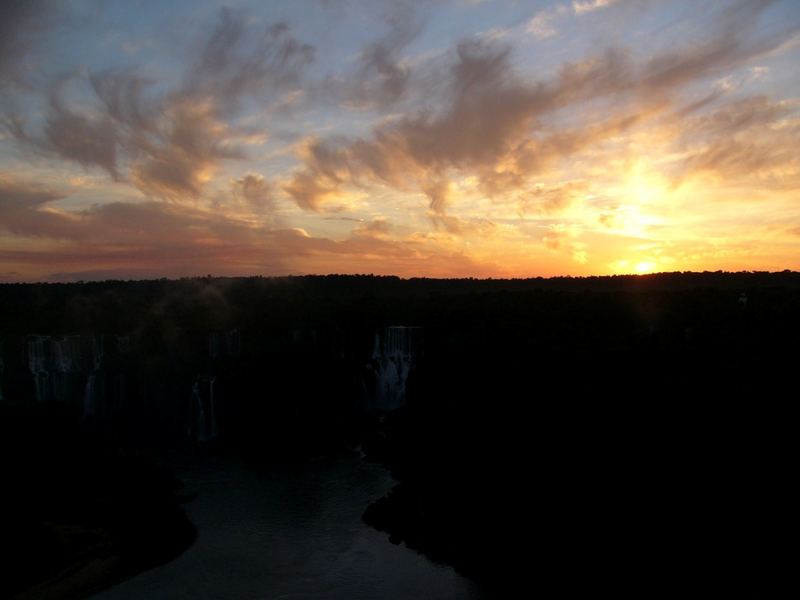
[1,0,799,282]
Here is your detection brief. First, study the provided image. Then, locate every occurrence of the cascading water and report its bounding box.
[190,375,218,443]
[209,329,241,359]
[208,334,219,359]
[59,337,83,402]
[34,373,49,403]
[52,337,82,372]
[367,326,423,412]
[208,377,218,439]
[82,335,106,419]
[15,332,230,441]
[91,335,105,371]
[27,336,50,402]
[116,336,131,354]
[27,336,47,373]
[84,374,97,417]
[22,334,121,412]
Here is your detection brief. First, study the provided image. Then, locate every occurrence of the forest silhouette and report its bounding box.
[1,271,796,598]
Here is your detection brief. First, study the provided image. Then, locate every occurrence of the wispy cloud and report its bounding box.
[4,8,315,202]
[572,0,620,17]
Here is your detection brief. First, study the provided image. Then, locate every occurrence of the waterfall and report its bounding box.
[23,335,115,407]
[27,336,47,374]
[27,336,49,401]
[117,336,131,354]
[209,329,240,359]
[91,335,105,371]
[82,336,105,418]
[33,372,49,403]
[226,329,240,356]
[190,375,218,443]
[368,326,423,412]
[209,334,219,359]
[191,381,203,440]
[83,374,96,417]
[209,377,218,439]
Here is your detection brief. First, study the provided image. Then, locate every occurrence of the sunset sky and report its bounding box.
[1,0,799,281]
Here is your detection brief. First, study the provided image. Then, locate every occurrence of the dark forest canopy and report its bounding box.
[2,270,799,288]
[2,270,798,294]
[1,270,796,598]
[1,270,797,337]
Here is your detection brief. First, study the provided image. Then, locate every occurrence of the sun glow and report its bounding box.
[600,161,672,239]
[608,259,659,274]
[635,261,656,273]
[624,164,667,205]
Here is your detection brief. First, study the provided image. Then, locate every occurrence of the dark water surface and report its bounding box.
[92,454,481,599]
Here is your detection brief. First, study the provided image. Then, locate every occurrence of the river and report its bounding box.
[91,453,482,599]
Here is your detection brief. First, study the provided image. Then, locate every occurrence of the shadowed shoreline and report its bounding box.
[1,402,196,599]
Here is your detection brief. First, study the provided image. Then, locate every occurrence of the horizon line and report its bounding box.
[2,269,798,286]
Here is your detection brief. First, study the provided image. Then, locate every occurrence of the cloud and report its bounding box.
[286,39,545,212]
[677,96,800,183]
[526,5,570,39]
[518,182,589,216]
[0,175,221,242]
[0,175,64,208]
[423,176,452,214]
[283,41,620,209]
[638,1,796,95]
[183,9,315,115]
[423,207,497,237]
[284,166,343,211]
[232,174,273,210]
[0,174,501,280]
[90,68,160,133]
[343,3,422,107]
[573,0,620,16]
[527,0,619,40]
[46,91,121,179]
[3,8,315,202]
[284,0,795,221]
[353,217,391,238]
[1,1,798,279]
[0,175,80,239]
[130,98,241,200]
